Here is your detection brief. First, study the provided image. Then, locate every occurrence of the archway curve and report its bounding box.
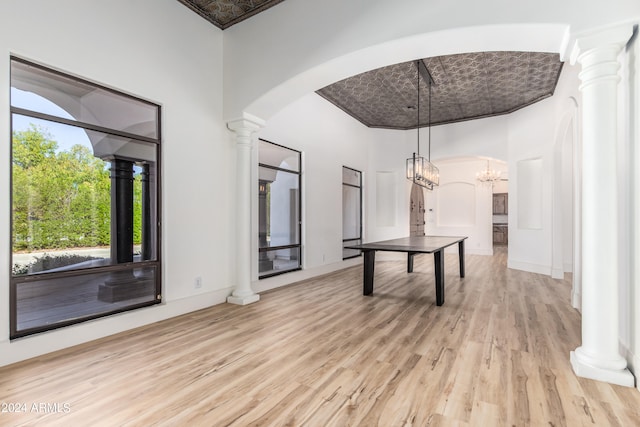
[236,23,569,122]
[551,96,580,303]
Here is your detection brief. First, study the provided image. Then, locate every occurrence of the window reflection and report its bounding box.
[258,140,301,278]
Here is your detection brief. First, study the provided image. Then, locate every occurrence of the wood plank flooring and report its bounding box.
[1,248,639,426]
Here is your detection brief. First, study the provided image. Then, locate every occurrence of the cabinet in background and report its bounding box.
[493,225,508,245]
[493,193,508,215]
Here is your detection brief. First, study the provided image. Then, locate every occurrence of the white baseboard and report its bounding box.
[564,262,573,273]
[0,287,232,368]
[508,259,551,276]
[253,258,361,294]
[636,354,640,392]
[551,267,564,279]
[620,342,639,390]
[571,290,581,311]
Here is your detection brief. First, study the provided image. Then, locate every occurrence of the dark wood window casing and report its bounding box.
[9,57,162,339]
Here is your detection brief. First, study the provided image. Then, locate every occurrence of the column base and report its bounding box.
[227,294,260,305]
[570,350,635,387]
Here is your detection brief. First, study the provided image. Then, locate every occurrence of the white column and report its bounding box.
[569,24,634,387]
[227,116,264,305]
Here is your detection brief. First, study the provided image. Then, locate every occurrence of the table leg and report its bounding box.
[407,252,416,273]
[434,249,445,306]
[458,239,465,278]
[363,250,375,295]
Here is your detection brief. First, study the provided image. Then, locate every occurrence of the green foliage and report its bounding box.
[12,124,140,252]
[12,124,57,169]
[12,253,101,276]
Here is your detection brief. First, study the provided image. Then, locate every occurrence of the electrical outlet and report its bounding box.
[194,277,202,289]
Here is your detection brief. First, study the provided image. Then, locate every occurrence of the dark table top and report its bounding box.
[345,235,467,254]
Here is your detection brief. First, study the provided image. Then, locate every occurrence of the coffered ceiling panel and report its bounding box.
[178,0,285,29]
[316,52,563,129]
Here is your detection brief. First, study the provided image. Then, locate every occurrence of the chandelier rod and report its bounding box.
[428,68,431,162]
[416,61,420,156]
[416,60,435,161]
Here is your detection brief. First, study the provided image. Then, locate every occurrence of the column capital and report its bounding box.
[569,23,634,65]
[227,113,266,135]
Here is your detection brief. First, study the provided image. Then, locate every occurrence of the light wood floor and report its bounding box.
[2,248,639,426]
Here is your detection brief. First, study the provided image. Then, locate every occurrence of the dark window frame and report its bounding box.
[9,57,162,339]
[342,166,363,260]
[258,138,302,279]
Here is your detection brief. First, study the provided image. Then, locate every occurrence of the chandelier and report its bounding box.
[406,60,439,190]
[476,160,501,183]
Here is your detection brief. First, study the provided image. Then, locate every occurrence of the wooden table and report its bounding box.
[345,236,467,306]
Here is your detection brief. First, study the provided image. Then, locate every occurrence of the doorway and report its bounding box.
[410,183,426,236]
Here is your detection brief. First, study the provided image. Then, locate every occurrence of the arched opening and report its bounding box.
[233,24,569,122]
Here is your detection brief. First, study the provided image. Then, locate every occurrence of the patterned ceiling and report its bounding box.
[317,52,563,129]
[177,0,285,29]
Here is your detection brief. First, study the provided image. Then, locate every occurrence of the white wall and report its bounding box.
[430,115,510,162]
[254,93,371,292]
[504,62,580,277]
[0,0,229,366]
[506,98,555,274]
[222,0,639,121]
[425,158,497,256]
[366,128,414,244]
[552,63,581,279]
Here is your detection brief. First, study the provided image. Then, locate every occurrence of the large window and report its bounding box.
[342,166,362,259]
[10,58,161,338]
[258,139,301,278]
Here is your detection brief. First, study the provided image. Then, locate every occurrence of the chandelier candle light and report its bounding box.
[406,60,439,190]
[476,159,501,183]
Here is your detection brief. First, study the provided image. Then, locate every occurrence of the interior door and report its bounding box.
[410,183,425,236]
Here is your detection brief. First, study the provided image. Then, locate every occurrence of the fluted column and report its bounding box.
[227,116,264,305]
[569,24,634,387]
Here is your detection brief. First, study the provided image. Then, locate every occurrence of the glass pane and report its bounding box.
[342,185,361,240]
[12,115,111,274]
[11,59,159,140]
[342,167,361,186]
[259,247,300,276]
[11,115,158,276]
[259,166,300,248]
[258,139,300,171]
[343,239,362,259]
[15,265,158,334]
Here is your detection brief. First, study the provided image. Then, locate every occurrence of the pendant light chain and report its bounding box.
[428,68,431,162]
[417,61,420,157]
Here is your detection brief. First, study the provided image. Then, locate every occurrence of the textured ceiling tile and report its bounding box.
[178,0,285,29]
[317,51,563,129]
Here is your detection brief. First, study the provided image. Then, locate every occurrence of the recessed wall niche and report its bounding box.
[517,157,543,230]
[376,171,397,226]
